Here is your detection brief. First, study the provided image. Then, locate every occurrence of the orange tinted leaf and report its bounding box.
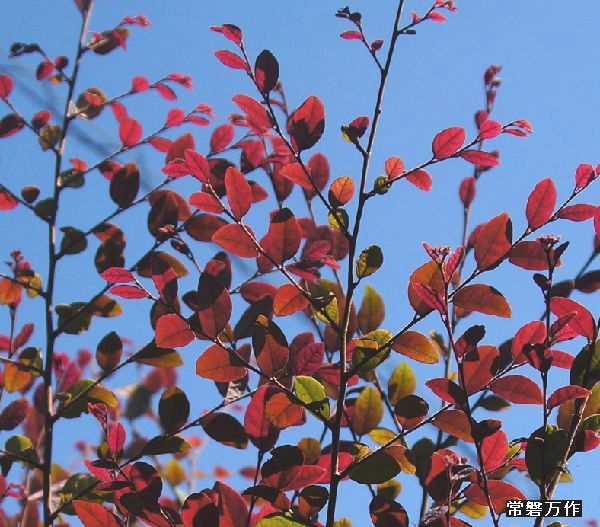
[155,314,194,348]
[328,176,355,206]
[273,284,309,316]
[385,157,404,180]
[212,224,258,258]
[464,481,525,513]
[0,279,22,305]
[474,213,512,270]
[3,363,31,393]
[432,409,473,443]
[266,208,302,263]
[391,331,438,364]
[197,272,231,339]
[453,284,511,318]
[407,261,444,315]
[264,392,303,429]
[432,126,465,159]
[225,167,252,219]
[252,315,289,376]
[491,375,543,404]
[196,344,246,382]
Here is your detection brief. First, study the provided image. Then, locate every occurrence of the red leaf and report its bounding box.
[557,204,597,221]
[245,385,280,452]
[474,212,512,270]
[255,50,279,94]
[111,102,128,123]
[155,314,194,348]
[509,240,556,271]
[385,157,404,180]
[213,224,258,258]
[305,153,330,198]
[210,124,235,153]
[101,267,134,284]
[149,137,172,152]
[225,167,252,219]
[73,501,121,527]
[478,119,502,139]
[166,108,185,127]
[210,24,243,46]
[460,150,500,167]
[340,31,363,40]
[549,296,596,341]
[0,75,13,98]
[184,149,210,183]
[427,10,447,22]
[480,430,508,473]
[406,169,432,191]
[182,491,219,527]
[288,95,325,152]
[425,378,464,404]
[232,94,272,132]
[432,126,465,159]
[155,83,177,101]
[119,118,142,147]
[273,284,309,316]
[294,342,325,376]
[490,375,543,404]
[575,163,596,189]
[197,269,232,339]
[166,133,195,163]
[108,422,126,452]
[547,385,590,410]
[189,192,223,213]
[0,190,18,211]
[265,208,302,264]
[511,320,546,363]
[595,207,600,238]
[253,315,289,376]
[280,163,313,190]
[131,76,149,92]
[240,282,277,303]
[526,178,557,228]
[109,285,146,299]
[0,114,25,138]
[36,60,54,80]
[462,345,500,393]
[215,50,248,71]
[213,481,248,527]
[411,283,446,314]
[32,110,51,130]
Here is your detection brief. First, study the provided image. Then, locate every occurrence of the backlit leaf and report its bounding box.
[453,284,511,318]
[526,178,557,228]
[253,315,289,376]
[352,386,383,435]
[155,314,194,348]
[490,375,543,404]
[196,344,247,382]
[432,126,465,159]
[474,213,512,270]
[391,331,438,364]
[213,223,258,258]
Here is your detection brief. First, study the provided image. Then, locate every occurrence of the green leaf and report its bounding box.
[135,341,183,367]
[353,386,383,435]
[525,425,568,485]
[5,435,38,465]
[388,362,416,406]
[142,435,191,456]
[571,340,600,389]
[580,414,600,432]
[38,124,61,150]
[255,513,315,527]
[159,387,190,434]
[351,330,392,374]
[58,379,118,419]
[349,451,401,484]
[60,227,87,255]
[294,376,330,419]
[358,285,385,333]
[125,385,152,420]
[328,208,349,231]
[58,473,103,515]
[201,412,248,449]
[356,245,383,279]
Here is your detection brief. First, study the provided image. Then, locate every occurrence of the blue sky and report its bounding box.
[1,1,599,525]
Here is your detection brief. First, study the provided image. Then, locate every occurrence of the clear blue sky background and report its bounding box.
[0,1,599,525]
